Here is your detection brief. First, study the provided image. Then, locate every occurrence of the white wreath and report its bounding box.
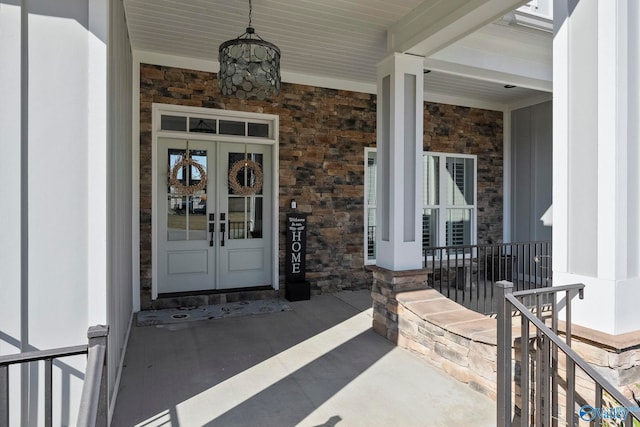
[229,159,263,196]
[170,157,207,196]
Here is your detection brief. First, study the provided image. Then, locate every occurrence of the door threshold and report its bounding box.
[151,286,279,310]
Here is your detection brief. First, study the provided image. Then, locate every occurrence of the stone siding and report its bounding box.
[424,103,504,245]
[139,64,504,308]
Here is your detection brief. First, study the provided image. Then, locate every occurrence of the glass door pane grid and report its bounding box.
[160,114,273,139]
[167,148,208,241]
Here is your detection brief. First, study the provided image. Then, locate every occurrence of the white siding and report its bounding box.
[511,101,552,243]
[107,0,133,418]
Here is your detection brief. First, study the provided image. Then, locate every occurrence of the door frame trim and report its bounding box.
[151,103,280,299]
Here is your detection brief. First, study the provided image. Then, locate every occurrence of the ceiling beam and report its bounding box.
[425,42,552,92]
[387,0,530,57]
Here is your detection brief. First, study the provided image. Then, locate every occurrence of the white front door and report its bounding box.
[157,138,272,294]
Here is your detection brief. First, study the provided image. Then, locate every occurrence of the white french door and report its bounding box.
[157,138,272,294]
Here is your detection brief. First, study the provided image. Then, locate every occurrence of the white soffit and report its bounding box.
[124,0,552,108]
[424,70,547,106]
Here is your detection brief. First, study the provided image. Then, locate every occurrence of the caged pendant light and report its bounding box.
[218,0,281,100]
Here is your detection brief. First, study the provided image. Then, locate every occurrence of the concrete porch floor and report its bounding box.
[111,290,496,427]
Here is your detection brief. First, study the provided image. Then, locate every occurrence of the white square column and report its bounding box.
[553,0,640,334]
[375,53,424,271]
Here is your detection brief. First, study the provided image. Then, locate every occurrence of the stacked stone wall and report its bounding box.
[139,64,503,308]
[371,272,640,422]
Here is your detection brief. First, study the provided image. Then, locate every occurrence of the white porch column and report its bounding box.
[553,0,640,334]
[375,53,424,271]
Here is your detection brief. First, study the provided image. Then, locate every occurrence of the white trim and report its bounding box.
[151,104,279,299]
[282,70,375,94]
[88,0,108,325]
[424,90,506,112]
[364,147,376,266]
[427,152,478,248]
[552,0,570,274]
[135,50,219,74]
[134,49,377,94]
[503,109,512,243]
[597,0,628,281]
[423,57,552,93]
[132,55,141,312]
[507,92,553,111]
[133,49,523,112]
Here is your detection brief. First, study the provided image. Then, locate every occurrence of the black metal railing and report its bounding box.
[0,325,108,427]
[423,241,552,315]
[496,282,640,426]
[367,225,376,260]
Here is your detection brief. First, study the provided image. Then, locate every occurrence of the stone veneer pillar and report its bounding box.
[370,266,428,343]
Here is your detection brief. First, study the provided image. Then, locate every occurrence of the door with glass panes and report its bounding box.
[157,138,272,293]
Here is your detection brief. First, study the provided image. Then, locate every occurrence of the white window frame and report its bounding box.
[364,149,477,265]
[425,151,478,251]
[364,148,377,265]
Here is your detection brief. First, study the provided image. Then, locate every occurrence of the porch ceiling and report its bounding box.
[123,0,551,109]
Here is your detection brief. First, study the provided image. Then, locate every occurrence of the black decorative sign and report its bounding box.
[285,213,310,301]
[286,213,308,283]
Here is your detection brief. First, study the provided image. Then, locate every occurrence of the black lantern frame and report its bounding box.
[218,3,281,100]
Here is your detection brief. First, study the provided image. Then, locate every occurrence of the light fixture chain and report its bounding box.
[248,0,253,28]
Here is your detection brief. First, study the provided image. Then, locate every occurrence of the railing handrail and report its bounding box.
[511,282,584,298]
[0,325,108,427]
[0,345,88,366]
[497,282,640,426]
[424,240,551,253]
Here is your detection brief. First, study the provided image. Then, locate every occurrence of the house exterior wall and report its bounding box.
[511,101,552,242]
[423,103,504,245]
[0,0,124,425]
[138,64,503,308]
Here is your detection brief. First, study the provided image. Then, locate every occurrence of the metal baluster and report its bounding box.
[548,242,553,285]
[566,359,576,424]
[551,290,559,427]
[1,364,8,427]
[452,249,457,302]
[521,310,530,427]
[536,294,543,427]
[45,358,52,427]
[438,248,442,295]
[482,246,488,314]
[542,331,551,426]
[595,384,603,427]
[566,290,575,425]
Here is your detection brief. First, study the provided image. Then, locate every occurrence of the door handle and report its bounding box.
[220,223,226,247]
[209,223,215,247]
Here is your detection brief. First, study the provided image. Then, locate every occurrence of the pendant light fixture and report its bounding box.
[218,0,281,100]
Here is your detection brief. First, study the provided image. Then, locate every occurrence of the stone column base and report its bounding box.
[369,266,429,343]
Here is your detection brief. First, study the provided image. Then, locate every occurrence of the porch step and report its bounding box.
[150,286,279,310]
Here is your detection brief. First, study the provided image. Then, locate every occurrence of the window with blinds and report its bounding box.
[364,149,477,264]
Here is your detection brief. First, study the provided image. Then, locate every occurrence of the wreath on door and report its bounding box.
[169,146,208,196]
[229,158,263,196]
